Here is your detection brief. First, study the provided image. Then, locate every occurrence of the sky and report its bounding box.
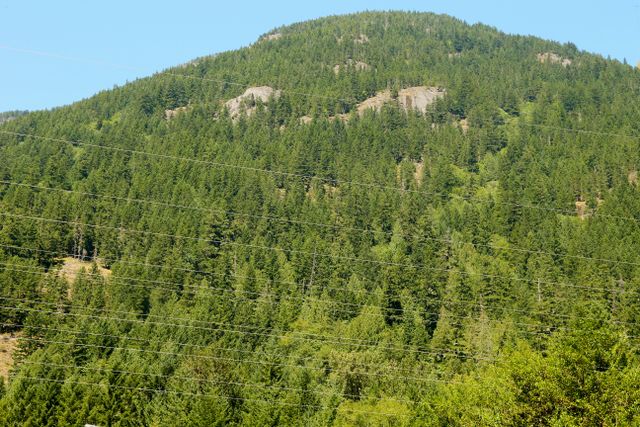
[1,0,638,111]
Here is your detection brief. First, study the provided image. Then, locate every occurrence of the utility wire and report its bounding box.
[0,210,633,297]
[18,360,421,405]
[2,179,639,268]
[3,129,640,224]
[2,321,453,380]
[0,302,493,359]
[3,260,637,332]
[9,333,461,385]
[14,376,413,418]
[0,241,630,299]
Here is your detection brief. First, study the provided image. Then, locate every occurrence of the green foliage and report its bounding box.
[1,10,640,425]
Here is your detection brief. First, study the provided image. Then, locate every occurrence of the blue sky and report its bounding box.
[1,0,638,111]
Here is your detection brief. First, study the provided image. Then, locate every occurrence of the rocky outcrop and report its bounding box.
[458,118,470,133]
[355,90,393,115]
[165,106,188,120]
[397,86,446,113]
[303,86,445,124]
[354,33,369,44]
[224,86,281,119]
[262,32,282,42]
[353,86,445,117]
[537,52,572,67]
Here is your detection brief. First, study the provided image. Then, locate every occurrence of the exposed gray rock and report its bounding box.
[537,52,572,67]
[224,86,281,119]
[165,106,188,120]
[397,86,446,113]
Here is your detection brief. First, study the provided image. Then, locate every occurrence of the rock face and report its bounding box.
[165,106,188,120]
[224,86,281,119]
[356,90,393,115]
[353,86,445,117]
[303,86,445,124]
[262,32,282,41]
[397,86,446,113]
[537,52,572,67]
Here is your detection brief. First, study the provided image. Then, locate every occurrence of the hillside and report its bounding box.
[1,11,640,426]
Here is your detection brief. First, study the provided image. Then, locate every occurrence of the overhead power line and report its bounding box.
[3,258,637,329]
[2,179,639,267]
[19,360,420,405]
[0,210,633,297]
[3,129,640,224]
[14,376,412,418]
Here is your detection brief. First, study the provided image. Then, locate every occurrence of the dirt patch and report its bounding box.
[537,52,572,67]
[0,332,21,379]
[59,257,111,284]
[628,170,638,186]
[224,86,281,120]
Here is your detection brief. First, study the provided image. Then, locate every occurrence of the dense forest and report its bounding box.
[1,11,640,426]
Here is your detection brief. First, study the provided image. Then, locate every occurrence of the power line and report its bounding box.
[0,302,487,359]
[0,241,631,300]
[14,376,413,418]
[5,319,625,384]
[2,179,640,268]
[1,295,633,361]
[3,262,633,349]
[18,360,420,405]
[3,321,452,381]
[9,333,460,385]
[0,210,632,297]
[4,129,639,224]
[4,259,636,332]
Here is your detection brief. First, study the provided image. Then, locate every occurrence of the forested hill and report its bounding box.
[1,11,640,426]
